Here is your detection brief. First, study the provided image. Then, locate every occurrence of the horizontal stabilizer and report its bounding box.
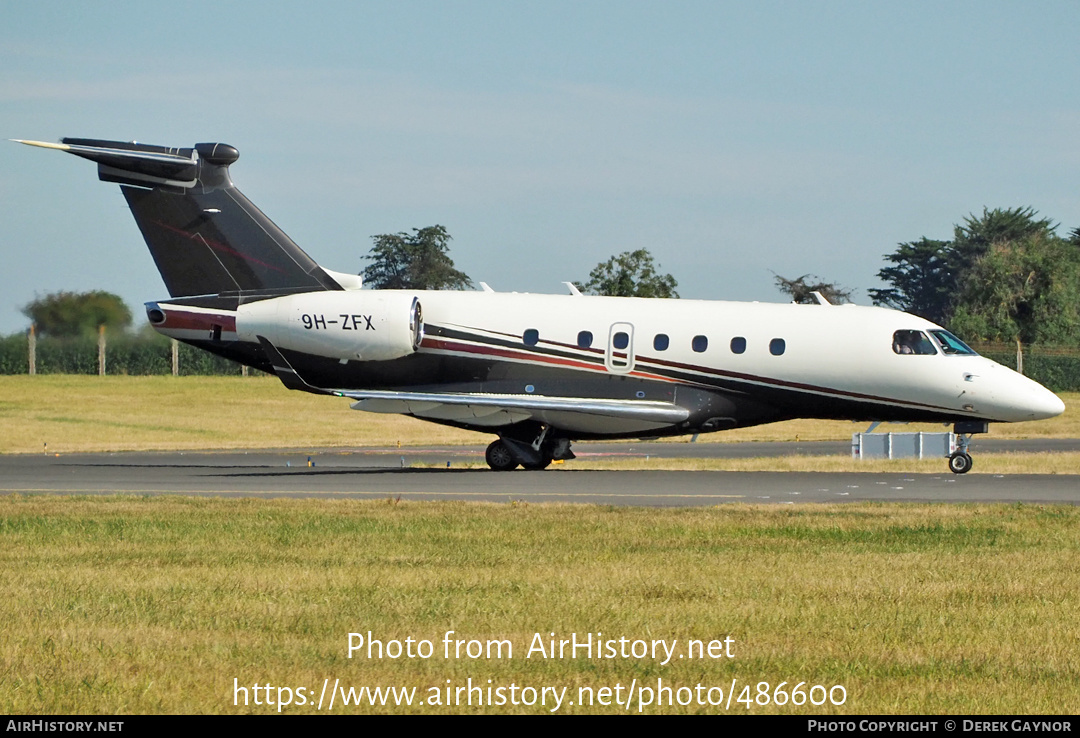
[14,138,201,188]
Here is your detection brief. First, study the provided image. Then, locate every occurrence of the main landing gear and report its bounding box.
[485,440,519,472]
[947,421,988,475]
[484,425,574,471]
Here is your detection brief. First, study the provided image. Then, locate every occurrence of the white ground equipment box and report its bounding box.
[852,432,957,460]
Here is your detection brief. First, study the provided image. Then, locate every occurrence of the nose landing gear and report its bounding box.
[948,421,987,474]
[948,451,973,474]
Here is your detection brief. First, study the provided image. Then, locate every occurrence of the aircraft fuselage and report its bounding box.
[147,289,1065,440]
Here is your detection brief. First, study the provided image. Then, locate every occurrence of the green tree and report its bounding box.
[773,273,852,304]
[21,290,132,337]
[576,249,679,298]
[949,231,1080,344]
[952,206,1056,261]
[868,238,954,324]
[870,207,1073,336]
[362,225,473,290]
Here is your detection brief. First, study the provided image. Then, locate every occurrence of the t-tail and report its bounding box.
[13,137,356,297]
[14,137,374,374]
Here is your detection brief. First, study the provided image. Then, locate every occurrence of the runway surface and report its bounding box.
[2,439,1078,506]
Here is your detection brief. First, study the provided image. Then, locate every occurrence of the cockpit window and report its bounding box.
[892,330,937,355]
[930,329,977,356]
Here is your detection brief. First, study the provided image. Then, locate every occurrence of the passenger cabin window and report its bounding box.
[770,338,786,356]
[730,337,746,354]
[692,335,708,353]
[892,330,936,355]
[523,329,539,346]
[613,332,629,350]
[653,334,669,351]
[930,329,977,355]
[577,330,593,348]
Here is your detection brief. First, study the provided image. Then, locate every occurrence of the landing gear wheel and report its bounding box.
[485,440,519,471]
[948,452,973,475]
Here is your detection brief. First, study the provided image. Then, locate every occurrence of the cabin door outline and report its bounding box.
[605,322,635,374]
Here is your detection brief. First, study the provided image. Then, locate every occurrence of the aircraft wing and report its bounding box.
[258,336,688,433]
[342,390,689,429]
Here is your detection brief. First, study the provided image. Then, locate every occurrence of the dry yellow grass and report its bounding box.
[1,375,1076,454]
[1,497,1077,714]
[0,375,485,454]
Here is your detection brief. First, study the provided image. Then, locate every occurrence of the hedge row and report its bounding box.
[0,333,243,376]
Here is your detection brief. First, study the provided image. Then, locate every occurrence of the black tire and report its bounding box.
[485,440,519,471]
[948,452,973,474]
[522,457,552,471]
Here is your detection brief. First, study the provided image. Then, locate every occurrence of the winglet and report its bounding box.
[563,281,583,297]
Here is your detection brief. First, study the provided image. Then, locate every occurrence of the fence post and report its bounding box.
[98,324,106,376]
[171,339,179,376]
[28,324,36,375]
[1016,338,1023,375]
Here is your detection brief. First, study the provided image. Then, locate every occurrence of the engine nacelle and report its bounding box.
[236,291,423,362]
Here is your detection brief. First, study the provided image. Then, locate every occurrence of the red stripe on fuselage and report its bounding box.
[420,337,672,383]
[159,309,237,333]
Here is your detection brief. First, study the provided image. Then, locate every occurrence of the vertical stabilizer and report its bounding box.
[14,138,344,297]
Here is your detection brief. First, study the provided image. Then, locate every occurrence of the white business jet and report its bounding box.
[15,138,1065,473]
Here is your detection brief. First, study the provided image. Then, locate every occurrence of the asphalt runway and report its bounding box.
[2,439,1078,506]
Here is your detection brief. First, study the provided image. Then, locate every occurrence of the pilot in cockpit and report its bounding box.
[893,330,935,355]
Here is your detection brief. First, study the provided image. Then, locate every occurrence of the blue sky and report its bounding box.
[3,1,1079,334]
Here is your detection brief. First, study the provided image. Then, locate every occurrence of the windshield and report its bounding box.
[930,329,977,356]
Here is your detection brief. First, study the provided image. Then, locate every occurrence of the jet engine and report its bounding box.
[235,291,423,362]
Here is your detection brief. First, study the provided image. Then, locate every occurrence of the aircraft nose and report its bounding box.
[1027,384,1066,420]
[973,364,1066,422]
[995,373,1065,421]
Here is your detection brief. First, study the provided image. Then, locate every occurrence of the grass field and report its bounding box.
[0,375,487,454]
[1,375,1078,455]
[3,377,1079,715]
[1,496,1078,714]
